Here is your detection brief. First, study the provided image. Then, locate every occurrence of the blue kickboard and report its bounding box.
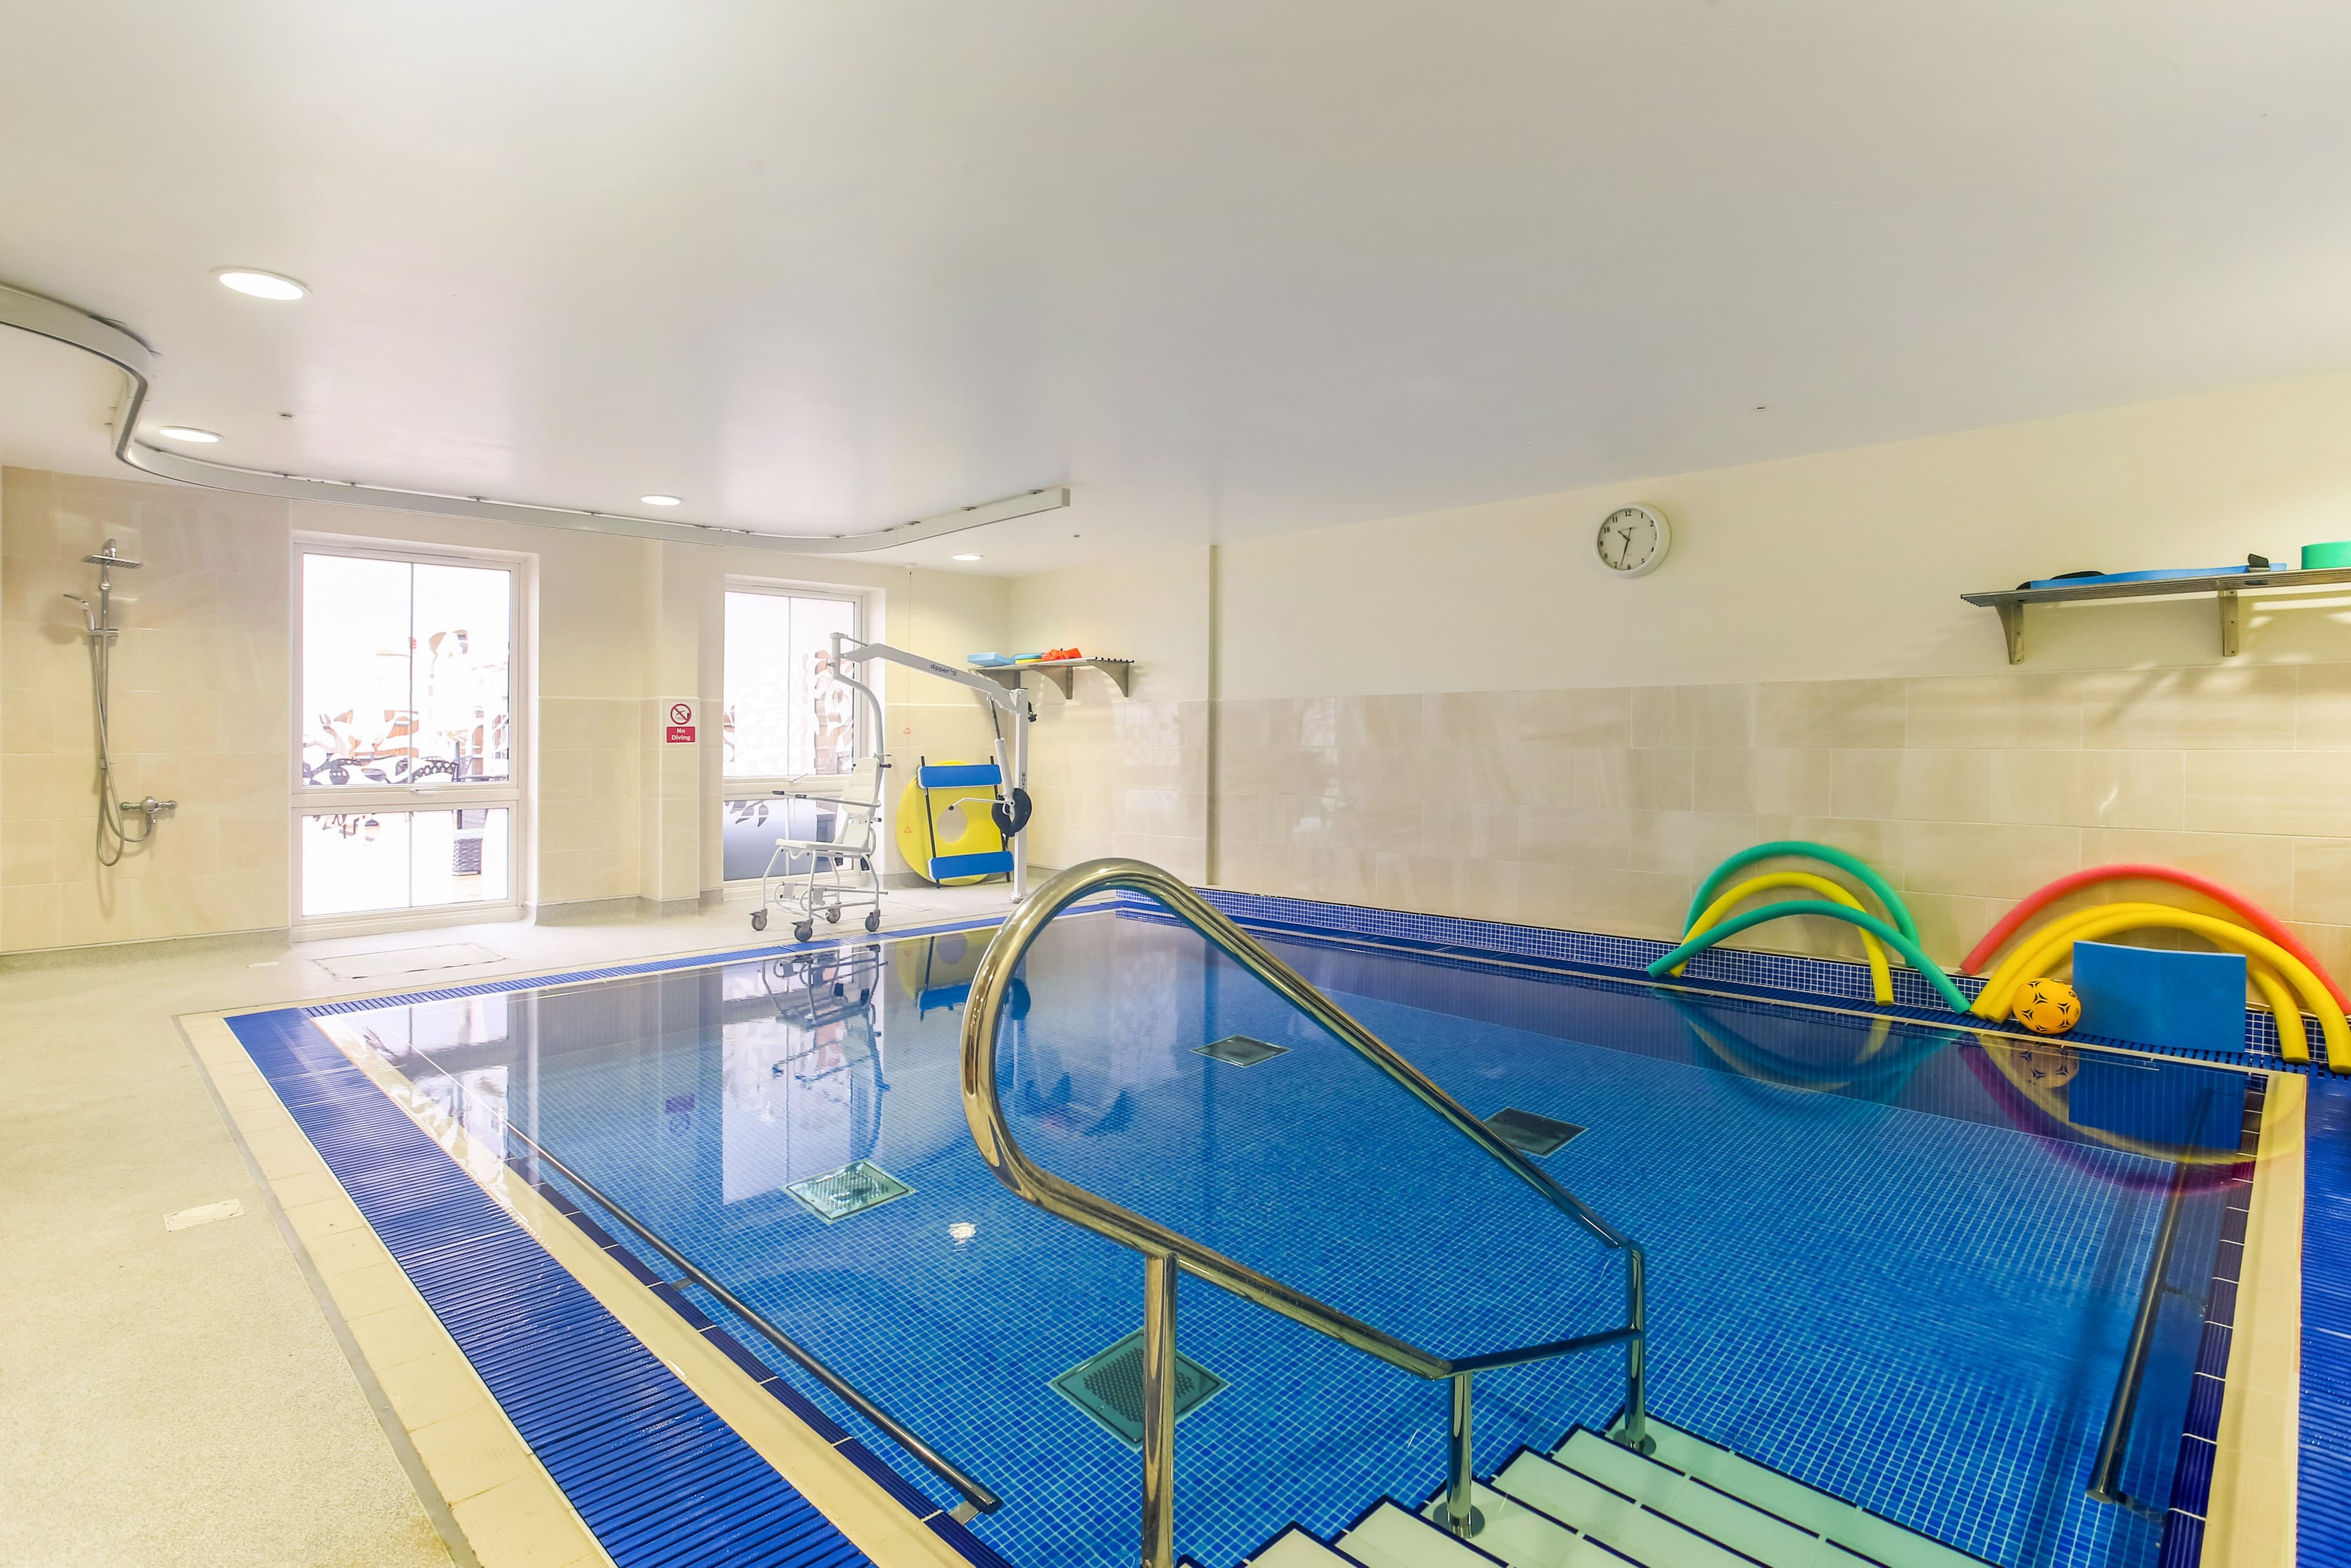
[918,763,1002,788]
[2071,940,2246,1057]
[2027,565,2248,590]
[929,850,1013,880]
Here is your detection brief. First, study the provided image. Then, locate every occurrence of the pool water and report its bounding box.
[326,910,2248,1568]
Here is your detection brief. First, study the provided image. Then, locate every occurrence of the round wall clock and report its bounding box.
[1594,503,1672,578]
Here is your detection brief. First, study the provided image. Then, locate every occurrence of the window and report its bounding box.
[721,587,862,880]
[295,547,525,926]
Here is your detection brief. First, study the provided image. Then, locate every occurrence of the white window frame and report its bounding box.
[290,537,533,936]
[720,579,872,885]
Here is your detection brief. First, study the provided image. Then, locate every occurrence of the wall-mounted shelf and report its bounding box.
[1961,566,2351,664]
[968,656,1134,698]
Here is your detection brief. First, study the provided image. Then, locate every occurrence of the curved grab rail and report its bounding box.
[959,858,1649,1561]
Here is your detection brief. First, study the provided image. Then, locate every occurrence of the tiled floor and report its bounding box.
[0,882,1023,1568]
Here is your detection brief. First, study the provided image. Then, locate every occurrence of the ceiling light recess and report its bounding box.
[640,495,681,507]
[156,426,220,443]
[214,268,308,301]
[953,553,982,561]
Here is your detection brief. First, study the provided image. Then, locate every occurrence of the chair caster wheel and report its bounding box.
[794,922,814,943]
[750,910,768,932]
[864,911,881,932]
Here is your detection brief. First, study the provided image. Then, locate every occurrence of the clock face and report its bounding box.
[1595,504,1671,577]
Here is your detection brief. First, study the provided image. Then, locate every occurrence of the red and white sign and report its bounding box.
[665,699,696,745]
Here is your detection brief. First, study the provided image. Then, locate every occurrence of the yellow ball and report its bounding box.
[2013,978,2082,1036]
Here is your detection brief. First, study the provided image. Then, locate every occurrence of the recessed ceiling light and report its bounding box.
[952,552,981,561]
[214,268,309,301]
[641,495,682,507]
[155,426,220,443]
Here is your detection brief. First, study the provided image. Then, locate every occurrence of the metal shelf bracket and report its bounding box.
[1960,565,2351,664]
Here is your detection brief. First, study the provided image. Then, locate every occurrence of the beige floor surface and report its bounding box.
[0,882,1021,1568]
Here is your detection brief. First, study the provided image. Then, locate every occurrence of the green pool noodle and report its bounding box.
[1648,899,1971,1013]
[1686,840,1919,942]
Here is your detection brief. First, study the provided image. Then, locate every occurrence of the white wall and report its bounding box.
[1220,369,2351,697]
[993,369,2351,991]
[1009,549,1212,878]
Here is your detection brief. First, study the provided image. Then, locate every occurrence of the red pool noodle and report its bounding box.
[1961,862,2349,1011]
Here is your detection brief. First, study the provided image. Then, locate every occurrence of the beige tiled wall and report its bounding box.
[1024,686,1210,883]
[1210,664,2351,981]
[1,468,295,948]
[537,696,643,906]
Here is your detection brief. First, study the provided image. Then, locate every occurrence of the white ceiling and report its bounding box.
[4,2,2350,573]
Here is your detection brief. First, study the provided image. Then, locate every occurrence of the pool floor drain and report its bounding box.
[1483,1107,1584,1157]
[1194,1034,1288,1067]
[1049,1331,1228,1449]
[783,1159,913,1223]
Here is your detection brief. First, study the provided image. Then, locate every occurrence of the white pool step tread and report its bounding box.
[1244,1421,1985,1568]
[1632,1422,1991,1568]
[1417,1482,1643,1568]
[1494,1450,1754,1568]
[1336,1501,1506,1568]
[1555,1430,1872,1568]
[1249,1525,1365,1566]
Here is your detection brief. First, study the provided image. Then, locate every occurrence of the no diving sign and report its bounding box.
[665,700,696,745]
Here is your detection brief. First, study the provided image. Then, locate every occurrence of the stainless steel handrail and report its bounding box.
[959,858,1649,1567]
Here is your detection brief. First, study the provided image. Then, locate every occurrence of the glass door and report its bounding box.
[721,586,863,882]
[294,546,525,928]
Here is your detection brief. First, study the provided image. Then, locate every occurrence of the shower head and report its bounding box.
[83,548,142,569]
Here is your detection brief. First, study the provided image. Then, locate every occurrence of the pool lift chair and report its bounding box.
[753,658,889,941]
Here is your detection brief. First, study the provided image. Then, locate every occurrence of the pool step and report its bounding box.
[1620,1420,1993,1568]
[1242,1417,1990,1568]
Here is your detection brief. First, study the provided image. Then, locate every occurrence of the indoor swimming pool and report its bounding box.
[279,907,2253,1568]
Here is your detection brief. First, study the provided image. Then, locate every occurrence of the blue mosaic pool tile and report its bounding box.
[277,890,2310,1568]
[926,1513,1021,1568]
[227,1005,887,1568]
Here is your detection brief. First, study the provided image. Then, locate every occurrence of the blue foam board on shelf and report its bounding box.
[2027,566,2246,589]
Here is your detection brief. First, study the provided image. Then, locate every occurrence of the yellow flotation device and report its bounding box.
[896,759,1010,886]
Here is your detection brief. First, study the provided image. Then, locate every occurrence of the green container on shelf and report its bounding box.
[2303,540,2351,569]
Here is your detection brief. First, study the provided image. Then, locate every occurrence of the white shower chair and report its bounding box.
[752,755,885,942]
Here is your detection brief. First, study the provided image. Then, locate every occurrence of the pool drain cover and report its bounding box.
[1484,1108,1584,1157]
[1195,1034,1287,1067]
[783,1159,913,1223]
[1050,1331,1228,1449]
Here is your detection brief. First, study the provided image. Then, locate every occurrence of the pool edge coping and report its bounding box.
[2203,1072,2305,1568]
[177,1009,608,1568]
[304,1007,980,1568]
